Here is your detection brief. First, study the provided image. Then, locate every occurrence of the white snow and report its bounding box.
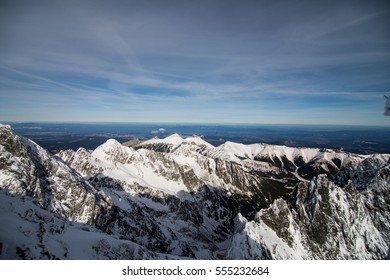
[140,133,183,146]
[138,133,214,151]
[183,135,214,148]
[3,126,389,260]
[0,190,177,260]
[209,140,325,166]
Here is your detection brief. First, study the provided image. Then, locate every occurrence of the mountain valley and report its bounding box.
[0,124,389,259]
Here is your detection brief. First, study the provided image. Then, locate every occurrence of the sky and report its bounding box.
[0,0,389,125]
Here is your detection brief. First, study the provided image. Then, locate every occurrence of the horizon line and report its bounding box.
[1,120,390,128]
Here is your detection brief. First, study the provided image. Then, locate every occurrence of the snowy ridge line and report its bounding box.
[1,124,389,259]
[134,132,388,164]
[0,189,181,260]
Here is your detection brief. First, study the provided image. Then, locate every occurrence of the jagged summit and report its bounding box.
[167,132,182,138]
[1,124,389,260]
[144,133,183,144]
[0,124,109,225]
[135,133,213,153]
[103,138,123,146]
[0,123,11,130]
[184,135,214,148]
[92,138,135,163]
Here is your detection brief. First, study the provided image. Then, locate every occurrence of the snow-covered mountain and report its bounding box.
[0,124,389,259]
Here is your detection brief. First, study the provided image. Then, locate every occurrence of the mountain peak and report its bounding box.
[94,138,124,153]
[103,138,122,147]
[164,133,182,139]
[184,135,214,148]
[0,123,12,130]
[0,124,16,141]
[92,138,134,163]
[1,124,390,260]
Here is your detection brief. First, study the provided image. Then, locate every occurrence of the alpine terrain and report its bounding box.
[0,124,389,259]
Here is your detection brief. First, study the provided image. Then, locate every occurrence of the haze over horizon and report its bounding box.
[1,0,390,126]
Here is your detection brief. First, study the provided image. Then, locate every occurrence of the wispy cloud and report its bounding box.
[0,0,389,125]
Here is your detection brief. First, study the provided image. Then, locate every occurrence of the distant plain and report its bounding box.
[3,122,390,155]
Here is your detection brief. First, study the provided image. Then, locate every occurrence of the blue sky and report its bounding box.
[0,0,389,125]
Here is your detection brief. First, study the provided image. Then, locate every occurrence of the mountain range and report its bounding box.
[0,124,389,259]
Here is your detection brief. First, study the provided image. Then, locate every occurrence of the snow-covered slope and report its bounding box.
[0,189,179,260]
[0,125,110,224]
[1,124,389,259]
[229,167,390,259]
[134,133,214,153]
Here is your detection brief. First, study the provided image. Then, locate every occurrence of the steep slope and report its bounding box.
[0,125,110,224]
[133,133,214,153]
[58,132,390,259]
[1,124,389,259]
[61,134,362,210]
[0,189,178,260]
[0,126,253,259]
[228,158,390,259]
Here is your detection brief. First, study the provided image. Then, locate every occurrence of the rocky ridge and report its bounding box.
[0,124,389,259]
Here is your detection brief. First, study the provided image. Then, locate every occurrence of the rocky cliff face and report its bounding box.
[0,124,389,259]
[0,125,110,224]
[231,171,389,260]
